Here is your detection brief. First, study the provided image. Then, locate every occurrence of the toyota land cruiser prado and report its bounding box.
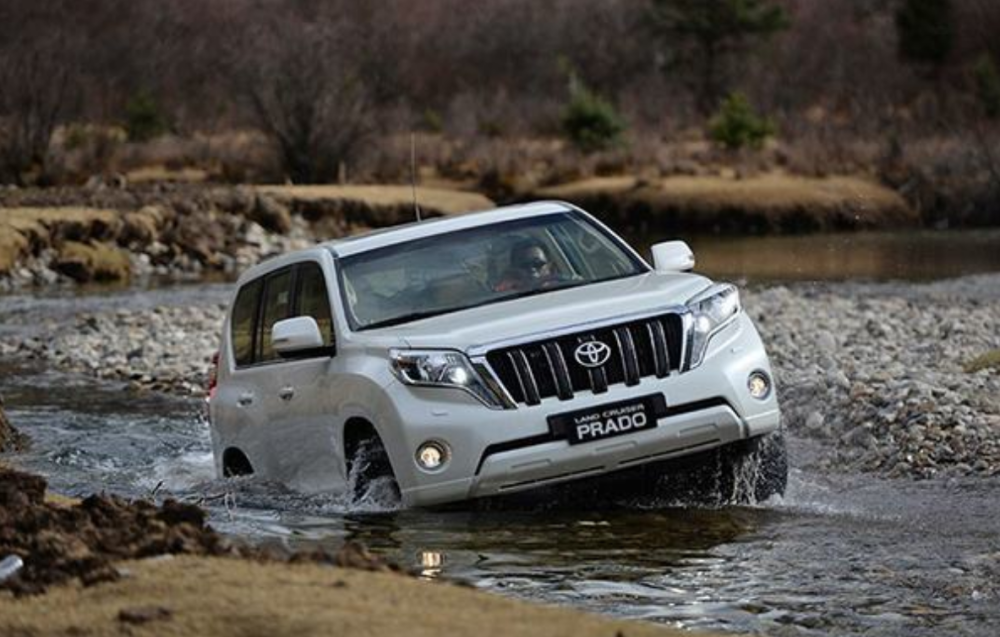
[208,201,786,507]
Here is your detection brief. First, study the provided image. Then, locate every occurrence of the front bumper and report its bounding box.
[381,312,780,507]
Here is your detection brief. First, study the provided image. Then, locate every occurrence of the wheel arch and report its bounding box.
[222,446,255,477]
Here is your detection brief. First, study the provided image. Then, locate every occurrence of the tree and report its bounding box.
[124,90,170,142]
[708,91,774,149]
[0,33,79,184]
[896,0,955,70]
[560,76,627,152]
[649,0,789,115]
[229,15,373,184]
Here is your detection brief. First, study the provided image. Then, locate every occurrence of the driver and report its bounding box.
[494,238,555,292]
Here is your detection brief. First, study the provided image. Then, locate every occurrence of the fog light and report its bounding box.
[748,371,772,400]
[416,441,448,471]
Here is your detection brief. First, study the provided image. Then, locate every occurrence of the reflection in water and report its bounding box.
[419,550,444,579]
[628,229,1000,282]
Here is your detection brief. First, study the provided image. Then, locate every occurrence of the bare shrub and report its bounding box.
[226,14,373,184]
[0,31,81,185]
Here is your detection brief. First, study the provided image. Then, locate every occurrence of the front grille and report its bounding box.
[485,313,685,406]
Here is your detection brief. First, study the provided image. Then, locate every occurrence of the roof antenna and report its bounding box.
[410,132,422,222]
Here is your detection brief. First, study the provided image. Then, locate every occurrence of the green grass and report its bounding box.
[965,349,1000,373]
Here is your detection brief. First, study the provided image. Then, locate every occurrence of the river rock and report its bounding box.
[0,393,28,453]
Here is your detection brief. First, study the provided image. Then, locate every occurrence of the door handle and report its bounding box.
[237,392,254,407]
[278,386,295,401]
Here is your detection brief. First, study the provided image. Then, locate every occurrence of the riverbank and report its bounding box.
[0,465,685,637]
[2,274,998,480]
[0,175,926,291]
[0,184,492,290]
[529,173,916,234]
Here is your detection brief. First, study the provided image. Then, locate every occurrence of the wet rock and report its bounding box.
[0,393,29,453]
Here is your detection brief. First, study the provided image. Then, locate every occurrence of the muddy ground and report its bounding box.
[0,465,691,637]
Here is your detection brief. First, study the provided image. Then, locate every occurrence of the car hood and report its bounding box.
[371,272,712,352]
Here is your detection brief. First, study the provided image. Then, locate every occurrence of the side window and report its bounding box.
[296,262,335,348]
[231,278,262,367]
[257,268,295,363]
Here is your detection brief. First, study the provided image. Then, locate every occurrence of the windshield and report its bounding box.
[339,212,647,330]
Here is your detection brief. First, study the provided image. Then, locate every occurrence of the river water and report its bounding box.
[3,230,1000,636]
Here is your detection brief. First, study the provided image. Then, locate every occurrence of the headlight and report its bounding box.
[686,283,741,369]
[390,349,507,409]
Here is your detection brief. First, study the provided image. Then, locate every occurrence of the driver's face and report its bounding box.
[519,247,550,279]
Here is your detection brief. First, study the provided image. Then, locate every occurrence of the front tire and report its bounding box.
[717,430,788,504]
[346,434,401,506]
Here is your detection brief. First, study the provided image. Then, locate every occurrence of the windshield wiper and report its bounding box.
[361,309,446,330]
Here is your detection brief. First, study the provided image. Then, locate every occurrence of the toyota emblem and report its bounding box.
[574,340,611,368]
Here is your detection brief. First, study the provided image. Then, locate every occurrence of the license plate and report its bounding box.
[548,395,664,445]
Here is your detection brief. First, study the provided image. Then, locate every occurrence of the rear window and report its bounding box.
[229,261,336,367]
[231,278,262,367]
[258,268,295,363]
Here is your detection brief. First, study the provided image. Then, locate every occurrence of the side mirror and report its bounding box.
[651,241,695,273]
[272,316,327,357]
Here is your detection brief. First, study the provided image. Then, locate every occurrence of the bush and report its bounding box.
[708,92,775,150]
[560,81,626,153]
[124,91,169,142]
[974,54,1000,120]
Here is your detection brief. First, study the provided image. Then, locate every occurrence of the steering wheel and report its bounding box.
[578,232,603,255]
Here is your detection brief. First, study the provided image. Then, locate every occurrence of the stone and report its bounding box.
[805,411,825,432]
[816,331,837,352]
[251,195,292,234]
[0,393,29,452]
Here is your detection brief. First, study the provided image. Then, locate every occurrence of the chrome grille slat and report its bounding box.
[503,351,528,404]
[486,312,684,407]
[614,327,641,386]
[647,320,669,378]
[511,349,541,405]
[543,342,574,400]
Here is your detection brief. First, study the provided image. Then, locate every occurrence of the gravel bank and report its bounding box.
[1,305,225,396]
[744,278,1000,478]
[3,275,999,479]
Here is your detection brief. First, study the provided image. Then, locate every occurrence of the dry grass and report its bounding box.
[0,555,698,637]
[535,173,917,234]
[0,207,119,274]
[965,349,1000,373]
[126,165,209,184]
[655,174,906,213]
[55,240,131,282]
[257,185,493,217]
[0,227,29,274]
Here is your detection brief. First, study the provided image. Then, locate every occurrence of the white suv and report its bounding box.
[208,201,785,507]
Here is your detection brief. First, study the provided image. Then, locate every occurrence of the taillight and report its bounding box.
[207,351,220,400]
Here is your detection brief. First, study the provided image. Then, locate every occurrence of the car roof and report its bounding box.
[323,200,573,258]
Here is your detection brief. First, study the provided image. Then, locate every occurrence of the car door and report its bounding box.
[260,260,344,492]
